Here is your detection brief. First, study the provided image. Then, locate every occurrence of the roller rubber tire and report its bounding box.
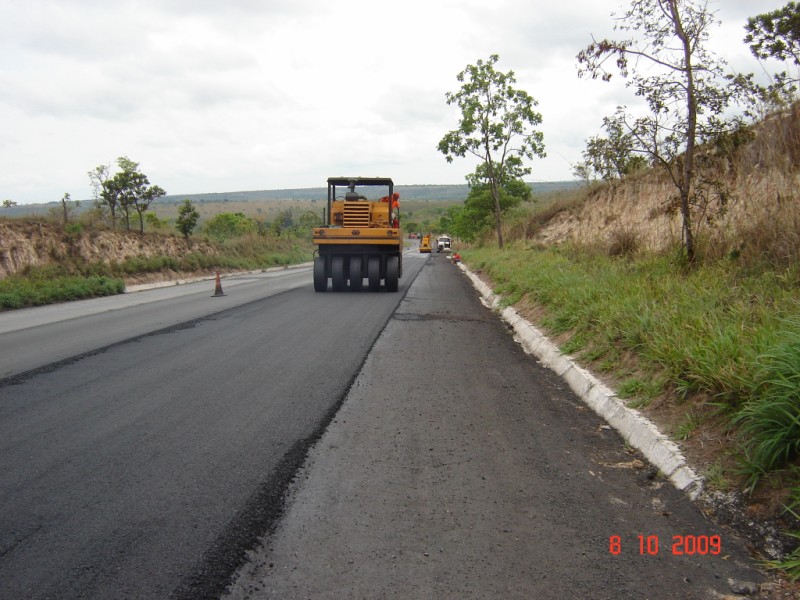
[367,256,381,292]
[349,256,363,291]
[313,257,327,292]
[385,255,399,292]
[331,255,346,292]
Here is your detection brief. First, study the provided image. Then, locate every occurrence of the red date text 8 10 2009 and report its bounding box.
[609,535,722,556]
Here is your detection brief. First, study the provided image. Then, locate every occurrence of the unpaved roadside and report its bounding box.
[223,254,767,600]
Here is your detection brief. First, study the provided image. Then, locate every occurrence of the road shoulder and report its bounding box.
[224,254,765,599]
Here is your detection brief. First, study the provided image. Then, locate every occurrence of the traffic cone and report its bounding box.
[212,272,225,297]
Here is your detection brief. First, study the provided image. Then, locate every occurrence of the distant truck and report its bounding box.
[312,177,402,292]
[437,236,452,253]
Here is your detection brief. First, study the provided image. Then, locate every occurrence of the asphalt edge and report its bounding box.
[458,262,705,501]
[124,262,313,293]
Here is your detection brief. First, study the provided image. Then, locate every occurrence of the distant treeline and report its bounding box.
[159,181,580,204]
[2,181,580,217]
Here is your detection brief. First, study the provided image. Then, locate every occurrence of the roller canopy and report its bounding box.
[327,177,393,187]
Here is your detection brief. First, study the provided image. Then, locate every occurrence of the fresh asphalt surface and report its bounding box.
[0,266,314,380]
[225,253,765,599]
[1,249,765,599]
[0,252,424,600]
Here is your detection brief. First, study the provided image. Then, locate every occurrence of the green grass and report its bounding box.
[732,325,800,491]
[0,271,125,309]
[463,243,800,484]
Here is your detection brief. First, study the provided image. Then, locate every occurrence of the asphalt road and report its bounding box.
[0,266,313,380]
[0,251,427,600]
[224,253,766,600]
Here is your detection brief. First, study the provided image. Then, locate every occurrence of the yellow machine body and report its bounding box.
[312,200,401,246]
[419,235,432,253]
[312,177,403,292]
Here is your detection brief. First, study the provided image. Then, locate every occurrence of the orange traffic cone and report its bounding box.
[212,272,225,297]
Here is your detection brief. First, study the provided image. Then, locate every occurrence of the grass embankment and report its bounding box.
[463,244,800,498]
[0,236,312,310]
[0,272,125,309]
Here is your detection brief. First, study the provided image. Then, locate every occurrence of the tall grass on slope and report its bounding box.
[463,244,800,480]
[734,324,800,492]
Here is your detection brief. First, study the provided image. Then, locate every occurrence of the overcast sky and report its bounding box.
[0,0,787,204]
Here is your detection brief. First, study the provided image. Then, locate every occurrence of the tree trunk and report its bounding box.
[671,0,697,264]
[490,178,504,249]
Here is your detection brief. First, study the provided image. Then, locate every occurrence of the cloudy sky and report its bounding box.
[0,0,787,204]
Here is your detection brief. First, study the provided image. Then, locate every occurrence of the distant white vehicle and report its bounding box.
[436,236,452,253]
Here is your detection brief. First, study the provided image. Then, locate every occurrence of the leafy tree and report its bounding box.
[442,179,530,242]
[404,221,420,234]
[297,209,323,238]
[144,212,169,230]
[2,199,18,209]
[745,2,800,99]
[438,54,545,248]
[577,0,743,263]
[107,157,165,233]
[270,209,294,237]
[203,212,257,242]
[746,2,800,66]
[175,199,200,240]
[93,158,165,233]
[575,113,647,182]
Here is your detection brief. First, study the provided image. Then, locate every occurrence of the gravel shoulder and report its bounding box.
[223,254,768,600]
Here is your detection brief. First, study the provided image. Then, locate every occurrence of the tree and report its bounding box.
[175,199,200,240]
[577,0,741,263]
[745,2,800,99]
[91,157,166,232]
[438,179,530,243]
[746,3,800,66]
[297,209,323,238]
[575,113,648,182]
[438,55,545,248]
[144,212,169,230]
[59,192,79,224]
[2,199,18,209]
[270,209,294,237]
[132,183,166,233]
[105,157,166,233]
[203,212,257,242]
[88,164,114,227]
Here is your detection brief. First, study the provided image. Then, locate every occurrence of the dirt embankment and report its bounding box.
[0,221,217,279]
[535,105,800,256]
[534,167,799,255]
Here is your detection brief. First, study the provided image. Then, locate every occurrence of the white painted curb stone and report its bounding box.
[459,263,704,500]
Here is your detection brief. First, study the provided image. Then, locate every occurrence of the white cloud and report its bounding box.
[0,0,790,203]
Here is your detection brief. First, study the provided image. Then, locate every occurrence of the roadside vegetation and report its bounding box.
[0,267,125,309]
[0,189,459,311]
[458,164,800,577]
[0,205,314,310]
[464,243,800,487]
[0,230,312,310]
[434,1,800,578]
